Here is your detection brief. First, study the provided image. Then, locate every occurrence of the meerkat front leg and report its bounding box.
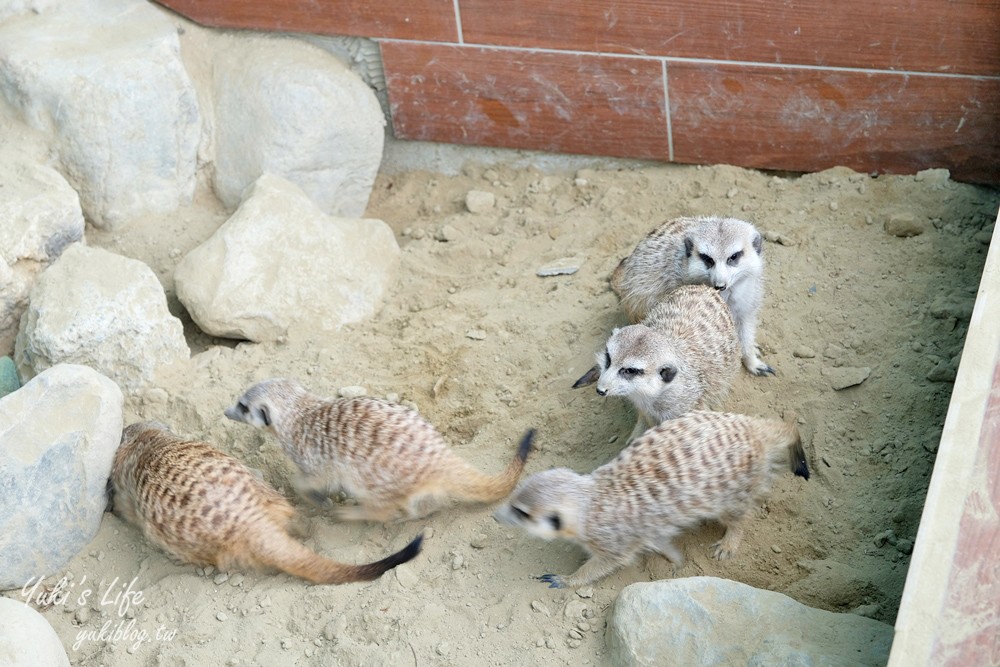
[734,308,774,376]
[292,474,334,508]
[538,552,629,589]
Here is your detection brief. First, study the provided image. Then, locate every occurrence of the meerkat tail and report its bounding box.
[789,433,810,480]
[446,429,536,503]
[253,533,424,585]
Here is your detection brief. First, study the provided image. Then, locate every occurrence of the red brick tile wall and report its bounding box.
[157,0,1000,184]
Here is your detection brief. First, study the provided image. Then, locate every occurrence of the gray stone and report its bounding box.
[0,364,123,590]
[884,213,926,238]
[175,174,400,342]
[537,258,583,277]
[792,346,816,359]
[14,244,189,391]
[0,597,70,665]
[0,158,84,354]
[822,366,871,390]
[0,0,200,229]
[607,577,892,667]
[212,37,384,218]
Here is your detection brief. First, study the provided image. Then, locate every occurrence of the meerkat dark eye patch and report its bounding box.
[548,514,562,531]
[727,250,743,266]
[512,506,530,520]
[604,350,611,368]
[620,367,643,378]
[256,405,271,427]
[698,253,715,268]
[659,366,677,383]
[238,402,249,414]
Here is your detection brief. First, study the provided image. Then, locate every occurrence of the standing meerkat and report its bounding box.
[109,422,423,584]
[494,411,809,588]
[572,285,741,442]
[611,215,774,376]
[225,379,535,522]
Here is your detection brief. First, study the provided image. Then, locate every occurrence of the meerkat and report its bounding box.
[494,410,809,588]
[108,422,423,584]
[224,379,535,522]
[572,285,741,442]
[611,215,774,376]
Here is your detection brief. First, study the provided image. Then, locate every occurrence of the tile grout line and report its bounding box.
[377,37,1000,81]
[663,60,674,162]
[452,0,465,44]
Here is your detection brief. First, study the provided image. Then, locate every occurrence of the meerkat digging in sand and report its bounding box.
[225,379,535,522]
[572,285,741,442]
[495,411,809,588]
[109,422,423,584]
[611,215,774,376]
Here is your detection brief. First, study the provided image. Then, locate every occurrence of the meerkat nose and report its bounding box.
[596,387,608,397]
[714,283,727,291]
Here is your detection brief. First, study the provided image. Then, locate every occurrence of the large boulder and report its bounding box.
[14,244,189,390]
[0,0,200,229]
[0,364,123,591]
[174,174,400,342]
[607,577,893,666]
[0,156,84,355]
[0,597,70,665]
[211,36,385,218]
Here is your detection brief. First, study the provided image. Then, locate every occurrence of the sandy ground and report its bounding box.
[6,155,998,666]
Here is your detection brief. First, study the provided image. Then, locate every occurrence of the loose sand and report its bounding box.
[9,156,998,665]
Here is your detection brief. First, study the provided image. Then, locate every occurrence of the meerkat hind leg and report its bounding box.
[711,517,746,560]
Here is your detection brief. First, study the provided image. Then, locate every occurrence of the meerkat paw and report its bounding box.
[537,574,567,589]
[743,355,776,377]
[711,525,744,560]
[303,490,334,508]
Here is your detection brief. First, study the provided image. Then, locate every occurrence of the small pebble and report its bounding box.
[216,612,228,622]
[531,600,551,617]
[229,574,244,587]
[338,386,367,398]
[896,539,914,555]
[465,329,488,341]
[568,639,582,649]
[576,587,594,599]
[577,621,591,632]
[771,545,782,554]
[436,642,451,656]
[451,554,464,570]
[884,213,926,237]
[536,258,583,277]
[829,201,839,211]
[535,638,545,647]
[792,346,816,359]
[470,533,489,549]
[465,190,496,213]
[75,607,91,624]
[545,637,556,649]
[568,629,583,640]
[203,565,215,577]
[435,224,460,242]
[214,573,229,585]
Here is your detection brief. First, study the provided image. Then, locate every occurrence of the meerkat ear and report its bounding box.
[548,513,562,531]
[752,232,763,255]
[572,366,600,389]
[684,236,694,257]
[659,366,677,383]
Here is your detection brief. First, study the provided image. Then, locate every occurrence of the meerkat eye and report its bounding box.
[238,402,249,414]
[727,250,743,266]
[619,367,643,378]
[548,514,562,531]
[698,253,715,268]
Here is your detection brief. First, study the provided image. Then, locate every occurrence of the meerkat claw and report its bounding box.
[538,574,565,588]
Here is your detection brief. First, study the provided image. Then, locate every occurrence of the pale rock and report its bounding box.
[0,364,123,590]
[822,366,871,390]
[212,37,384,218]
[14,244,189,390]
[607,577,892,667]
[0,158,84,354]
[0,0,200,229]
[0,597,71,665]
[884,213,926,238]
[465,190,496,213]
[174,174,400,342]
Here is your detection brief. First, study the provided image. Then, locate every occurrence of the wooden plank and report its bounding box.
[668,63,1000,184]
[154,0,458,42]
[381,42,670,160]
[459,0,1000,77]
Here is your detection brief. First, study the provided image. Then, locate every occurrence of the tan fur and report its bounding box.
[495,411,808,588]
[109,422,422,584]
[610,215,774,376]
[225,380,534,522]
[576,285,741,442]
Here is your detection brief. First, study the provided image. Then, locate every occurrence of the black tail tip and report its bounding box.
[572,366,600,389]
[794,460,810,481]
[397,533,424,564]
[517,429,536,462]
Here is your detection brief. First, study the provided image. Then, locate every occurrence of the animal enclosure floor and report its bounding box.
[16,160,999,666]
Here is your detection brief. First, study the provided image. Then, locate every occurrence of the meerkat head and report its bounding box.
[494,468,591,541]
[682,217,763,296]
[594,325,683,407]
[120,421,172,446]
[225,378,308,432]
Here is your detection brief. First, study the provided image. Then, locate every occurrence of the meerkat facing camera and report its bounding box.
[495,411,809,588]
[225,379,535,522]
[109,422,423,584]
[611,215,774,376]
[572,285,741,442]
